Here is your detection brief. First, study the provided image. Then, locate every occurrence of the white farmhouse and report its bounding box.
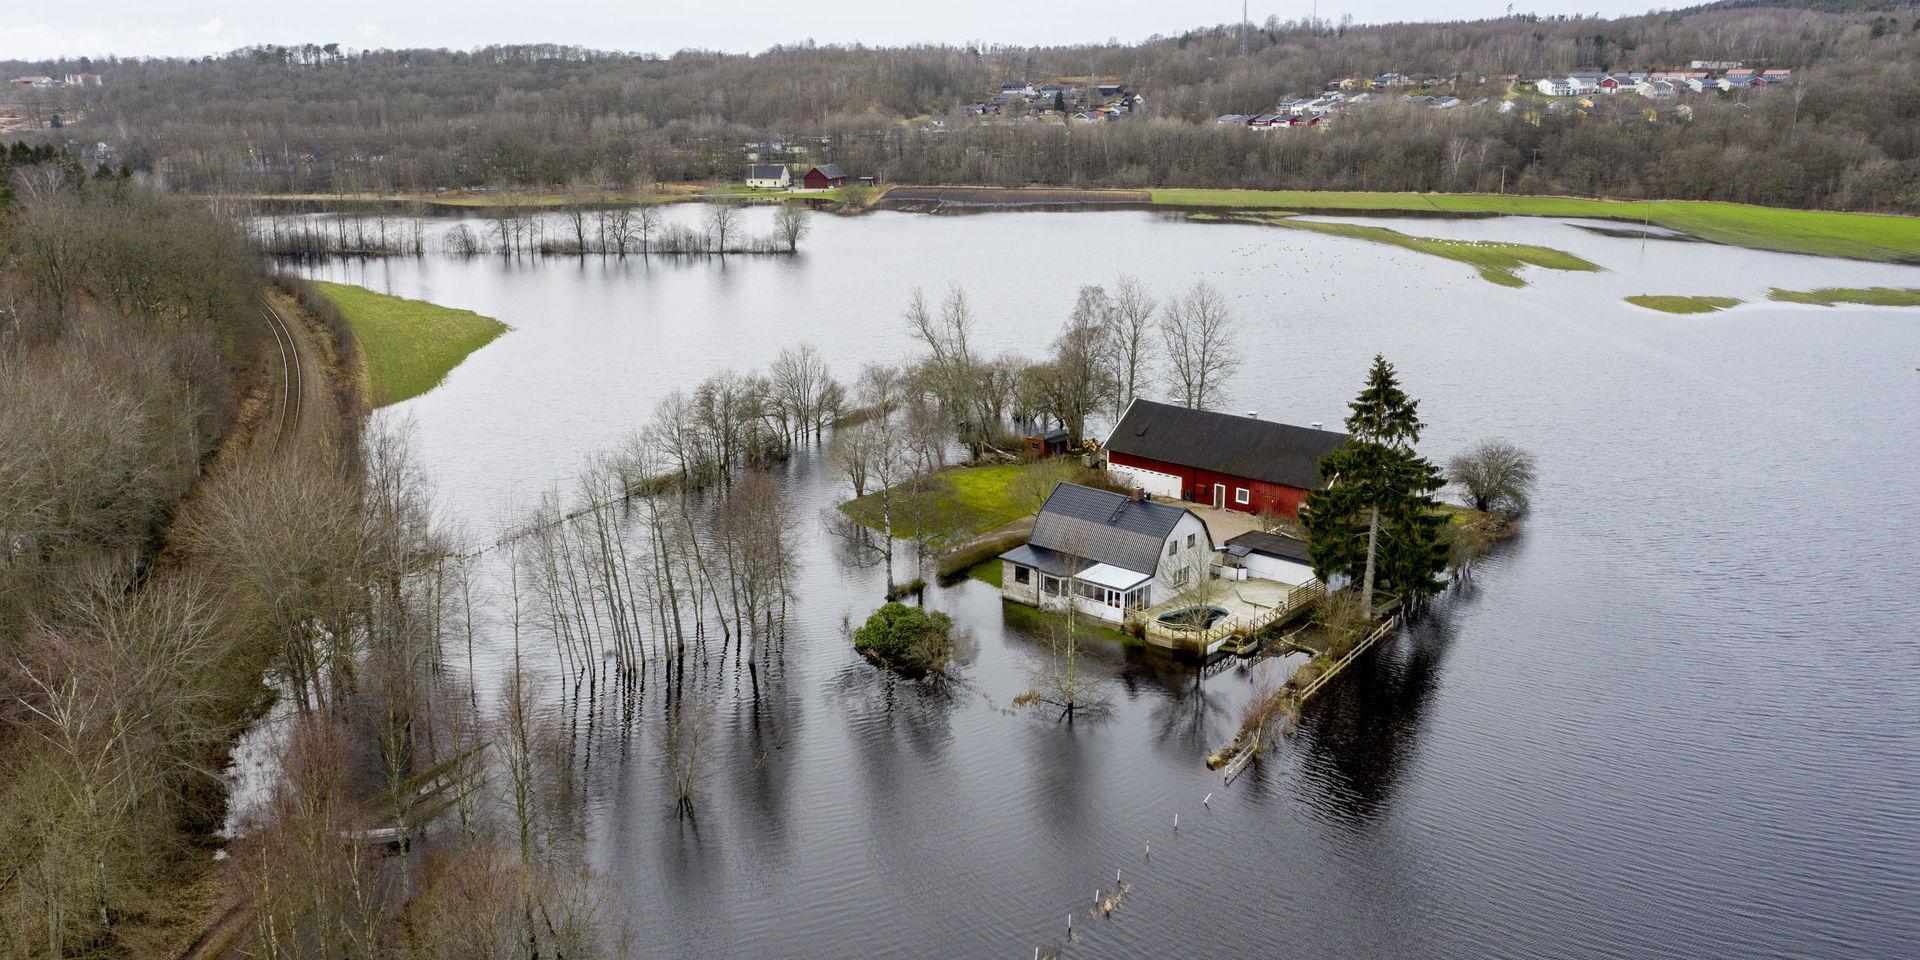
[744,164,790,189]
[999,483,1214,624]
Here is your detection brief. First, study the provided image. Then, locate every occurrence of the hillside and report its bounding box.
[3,1,1918,211]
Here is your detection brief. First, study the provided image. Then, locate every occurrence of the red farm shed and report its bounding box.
[1101,399,1348,518]
[801,164,848,189]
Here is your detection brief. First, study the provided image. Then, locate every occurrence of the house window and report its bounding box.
[1235,487,1250,505]
[1014,566,1030,585]
[1186,533,1196,548]
[1167,540,1178,557]
[1043,576,1060,596]
[1169,568,1190,588]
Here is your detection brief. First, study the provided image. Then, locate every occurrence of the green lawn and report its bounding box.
[1767,286,1920,307]
[1217,212,1600,287]
[314,281,509,406]
[840,460,1084,546]
[1152,189,1920,263]
[1624,295,1743,314]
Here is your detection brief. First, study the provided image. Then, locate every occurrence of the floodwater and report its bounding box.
[291,204,1920,959]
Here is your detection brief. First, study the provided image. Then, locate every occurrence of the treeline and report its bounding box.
[0,155,628,958]
[8,3,1920,209]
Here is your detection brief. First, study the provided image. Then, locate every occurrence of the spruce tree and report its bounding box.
[1303,355,1448,616]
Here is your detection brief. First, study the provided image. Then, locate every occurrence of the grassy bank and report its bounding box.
[313,281,508,406]
[1625,295,1743,314]
[839,460,1087,546]
[1767,286,1920,307]
[1154,189,1920,263]
[1212,212,1600,287]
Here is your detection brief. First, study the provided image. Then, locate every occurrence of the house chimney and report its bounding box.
[1132,487,1145,502]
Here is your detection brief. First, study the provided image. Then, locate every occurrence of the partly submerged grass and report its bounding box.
[1624,295,1743,314]
[313,281,508,406]
[1219,212,1600,287]
[840,459,1083,546]
[1766,287,1920,307]
[1152,189,1920,263]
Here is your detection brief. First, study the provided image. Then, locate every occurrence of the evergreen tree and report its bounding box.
[1302,355,1448,616]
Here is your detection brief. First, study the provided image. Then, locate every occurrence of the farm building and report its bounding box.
[744,164,790,189]
[1103,399,1346,518]
[801,164,848,189]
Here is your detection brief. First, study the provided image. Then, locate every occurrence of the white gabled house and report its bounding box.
[744,164,790,189]
[999,483,1215,624]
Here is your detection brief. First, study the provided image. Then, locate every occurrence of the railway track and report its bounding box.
[257,295,304,452]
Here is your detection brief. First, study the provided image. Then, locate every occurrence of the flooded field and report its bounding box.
[289,204,1920,959]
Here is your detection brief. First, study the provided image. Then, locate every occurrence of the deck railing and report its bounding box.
[1142,578,1325,652]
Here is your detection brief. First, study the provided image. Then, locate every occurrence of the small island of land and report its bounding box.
[1767,286,1920,307]
[1625,295,1744,314]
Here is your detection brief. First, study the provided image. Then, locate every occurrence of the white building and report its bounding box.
[743,164,790,189]
[999,483,1215,624]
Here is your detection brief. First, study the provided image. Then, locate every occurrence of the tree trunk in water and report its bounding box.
[1362,504,1379,617]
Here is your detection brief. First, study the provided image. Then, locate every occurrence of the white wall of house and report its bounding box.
[746,173,789,189]
[1107,461,1182,499]
[1151,513,1214,605]
[1240,553,1318,587]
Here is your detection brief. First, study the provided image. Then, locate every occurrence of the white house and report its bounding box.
[1536,78,1575,97]
[999,483,1215,624]
[744,164,790,189]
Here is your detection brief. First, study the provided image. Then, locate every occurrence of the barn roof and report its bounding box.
[746,164,786,180]
[1016,482,1193,576]
[808,163,847,181]
[1105,399,1347,491]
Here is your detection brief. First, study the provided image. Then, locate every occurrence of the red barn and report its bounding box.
[1102,399,1347,518]
[801,164,848,189]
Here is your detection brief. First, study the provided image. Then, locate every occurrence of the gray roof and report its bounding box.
[1224,530,1312,565]
[746,164,786,180]
[1106,399,1348,491]
[1022,482,1192,575]
[808,163,847,180]
[997,542,1088,578]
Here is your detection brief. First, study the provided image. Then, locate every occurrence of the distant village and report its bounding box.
[1215,59,1795,130]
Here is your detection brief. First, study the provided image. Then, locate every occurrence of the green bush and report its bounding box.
[854,602,954,674]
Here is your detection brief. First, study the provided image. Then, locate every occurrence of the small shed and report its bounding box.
[802,164,848,189]
[1222,531,1318,587]
[1025,427,1070,458]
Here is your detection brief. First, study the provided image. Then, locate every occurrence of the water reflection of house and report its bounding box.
[998,483,1214,624]
[1102,399,1346,518]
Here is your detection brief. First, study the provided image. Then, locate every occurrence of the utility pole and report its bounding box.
[1499,165,1507,194]
[1241,0,1249,57]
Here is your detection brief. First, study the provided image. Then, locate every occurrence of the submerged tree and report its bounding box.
[1301,355,1448,616]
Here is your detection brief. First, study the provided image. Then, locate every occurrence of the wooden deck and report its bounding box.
[1137,579,1323,654]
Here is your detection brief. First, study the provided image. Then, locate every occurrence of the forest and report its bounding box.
[4,0,1920,210]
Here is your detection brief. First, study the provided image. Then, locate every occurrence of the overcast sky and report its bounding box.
[6,0,1677,62]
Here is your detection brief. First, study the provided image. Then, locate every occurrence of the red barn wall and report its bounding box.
[1107,451,1311,517]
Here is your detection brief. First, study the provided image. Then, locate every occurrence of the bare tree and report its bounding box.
[1038,287,1117,445]
[1159,282,1239,411]
[1447,438,1537,516]
[704,199,741,254]
[773,201,811,252]
[1107,274,1157,417]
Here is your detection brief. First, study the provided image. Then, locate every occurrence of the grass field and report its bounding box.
[1766,286,1920,307]
[1221,212,1601,287]
[840,460,1084,546]
[1624,295,1743,314]
[1152,189,1920,263]
[313,281,508,406]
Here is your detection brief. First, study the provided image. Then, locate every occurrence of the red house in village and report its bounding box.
[1101,399,1347,518]
[801,164,848,189]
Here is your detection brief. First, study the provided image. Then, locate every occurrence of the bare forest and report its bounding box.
[7,2,1920,210]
